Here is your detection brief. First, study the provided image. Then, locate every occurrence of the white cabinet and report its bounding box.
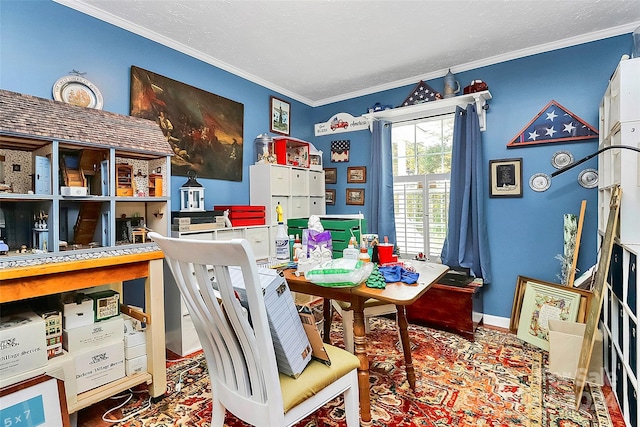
[250,164,325,257]
[598,58,640,427]
[165,225,270,356]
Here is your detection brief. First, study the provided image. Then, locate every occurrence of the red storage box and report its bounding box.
[214,205,266,226]
[273,137,310,168]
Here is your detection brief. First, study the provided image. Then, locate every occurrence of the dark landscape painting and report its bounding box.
[130,66,244,181]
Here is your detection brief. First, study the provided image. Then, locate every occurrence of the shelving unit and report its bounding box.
[0,88,173,415]
[116,163,134,196]
[249,163,325,256]
[598,58,640,427]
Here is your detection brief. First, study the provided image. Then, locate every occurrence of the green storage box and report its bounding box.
[287,217,367,258]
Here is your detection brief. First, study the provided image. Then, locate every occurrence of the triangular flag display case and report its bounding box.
[507,100,598,148]
[399,80,442,107]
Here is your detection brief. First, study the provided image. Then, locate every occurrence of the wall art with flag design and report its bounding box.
[507,100,598,148]
[331,140,350,162]
[400,80,442,107]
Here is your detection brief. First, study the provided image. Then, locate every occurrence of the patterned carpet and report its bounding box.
[78,316,623,426]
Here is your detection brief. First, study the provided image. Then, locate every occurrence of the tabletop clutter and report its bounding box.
[291,215,418,287]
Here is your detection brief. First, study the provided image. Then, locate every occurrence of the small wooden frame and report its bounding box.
[347,166,366,183]
[346,188,365,205]
[324,167,337,184]
[489,158,522,198]
[325,189,336,205]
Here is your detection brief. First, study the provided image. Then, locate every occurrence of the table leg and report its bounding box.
[396,304,416,390]
[351,297,371,422]
[323,298,332,344]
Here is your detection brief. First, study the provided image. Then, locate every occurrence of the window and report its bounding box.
[392,115,454,261]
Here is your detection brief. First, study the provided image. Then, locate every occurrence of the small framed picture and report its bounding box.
[325,189,336,205]
[270,96,290,136]
[324,167,337,184]
[489,158,523,198]
[347,166,366,183]
[346,188,365,205]
[0,374,70,427]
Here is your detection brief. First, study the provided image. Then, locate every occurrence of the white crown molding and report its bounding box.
[52,1,638,108]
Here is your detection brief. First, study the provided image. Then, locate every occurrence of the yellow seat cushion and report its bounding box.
[279,344,359,413]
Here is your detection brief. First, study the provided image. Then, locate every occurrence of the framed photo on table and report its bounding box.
[270,96,290,136]
[489,158,523,198]
[347,166,367,183]
[346,188,365,205]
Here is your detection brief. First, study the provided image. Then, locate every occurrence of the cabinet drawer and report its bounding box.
[310,196,326,215]
[182,232,214,240]
[308,171,324,196]
[291,168,308,196]
[245,227,270,259]
[291,196,309,218]
[269,165,291,195]
[216,229,243,240]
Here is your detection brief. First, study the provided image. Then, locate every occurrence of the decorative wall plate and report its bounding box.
[52,75,103,109]
[551,150,574,169]
[578,168,598,188]
[529,173,551,192]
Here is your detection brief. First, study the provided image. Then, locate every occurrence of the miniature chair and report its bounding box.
[331,299,398,353]
[149,232,360,427]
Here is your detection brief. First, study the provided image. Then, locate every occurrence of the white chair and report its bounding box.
[331,299,398,353]
[149,232,360,427]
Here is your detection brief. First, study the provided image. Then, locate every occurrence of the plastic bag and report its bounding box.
[306,258,374,287]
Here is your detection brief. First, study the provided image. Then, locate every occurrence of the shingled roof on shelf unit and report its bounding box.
[0,89,173,158]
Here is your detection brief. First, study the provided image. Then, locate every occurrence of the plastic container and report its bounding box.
[254,133,274,164]
[275,223,289,261]
[342,237,359,260]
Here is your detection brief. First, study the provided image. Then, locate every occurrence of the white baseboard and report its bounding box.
[483,314,510,330]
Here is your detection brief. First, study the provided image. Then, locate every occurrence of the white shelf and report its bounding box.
[362,90,492,131]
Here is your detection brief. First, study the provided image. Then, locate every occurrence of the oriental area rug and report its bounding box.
[78,317,624,427]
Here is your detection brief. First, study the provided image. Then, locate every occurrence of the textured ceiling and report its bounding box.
[55,0,640,106]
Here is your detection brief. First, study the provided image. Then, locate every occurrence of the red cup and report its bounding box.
[377,243,394,264]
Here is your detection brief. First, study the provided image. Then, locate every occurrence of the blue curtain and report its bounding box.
[441,104,492,283]
[368,120,396,243]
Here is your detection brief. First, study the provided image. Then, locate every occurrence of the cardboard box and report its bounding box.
[63,315,124,353]
[125,355,148,376]
[548,319,604,385]
[124,343,146,360]
[86,290,120,322]
[61,295,94,330]
[0,311,48,377]
[74,340,125,393]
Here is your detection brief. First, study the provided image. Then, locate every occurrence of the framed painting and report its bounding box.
[346,188,365,205]
[489,158,522,198]
[130,66,244,181]
[0,375,70,427]
[325,189,336,205]
[347,166,366,183]
[324,167,337,184]
[270,96,290,136]
[516,280,583,351]
[509,275,592,334]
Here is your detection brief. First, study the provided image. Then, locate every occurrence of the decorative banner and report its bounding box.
[331,140,350,162]
[314,112,368,136]
[507,100,598,148]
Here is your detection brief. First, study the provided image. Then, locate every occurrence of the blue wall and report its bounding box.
[1,1,634,319]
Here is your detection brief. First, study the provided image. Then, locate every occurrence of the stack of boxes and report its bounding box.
[0,311,48,379]
[61,290,126,394]
[123,314,147,376]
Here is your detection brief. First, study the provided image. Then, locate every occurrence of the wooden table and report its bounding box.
[283,262,448,422]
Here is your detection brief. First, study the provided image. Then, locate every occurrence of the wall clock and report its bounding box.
[52,75,103,109]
